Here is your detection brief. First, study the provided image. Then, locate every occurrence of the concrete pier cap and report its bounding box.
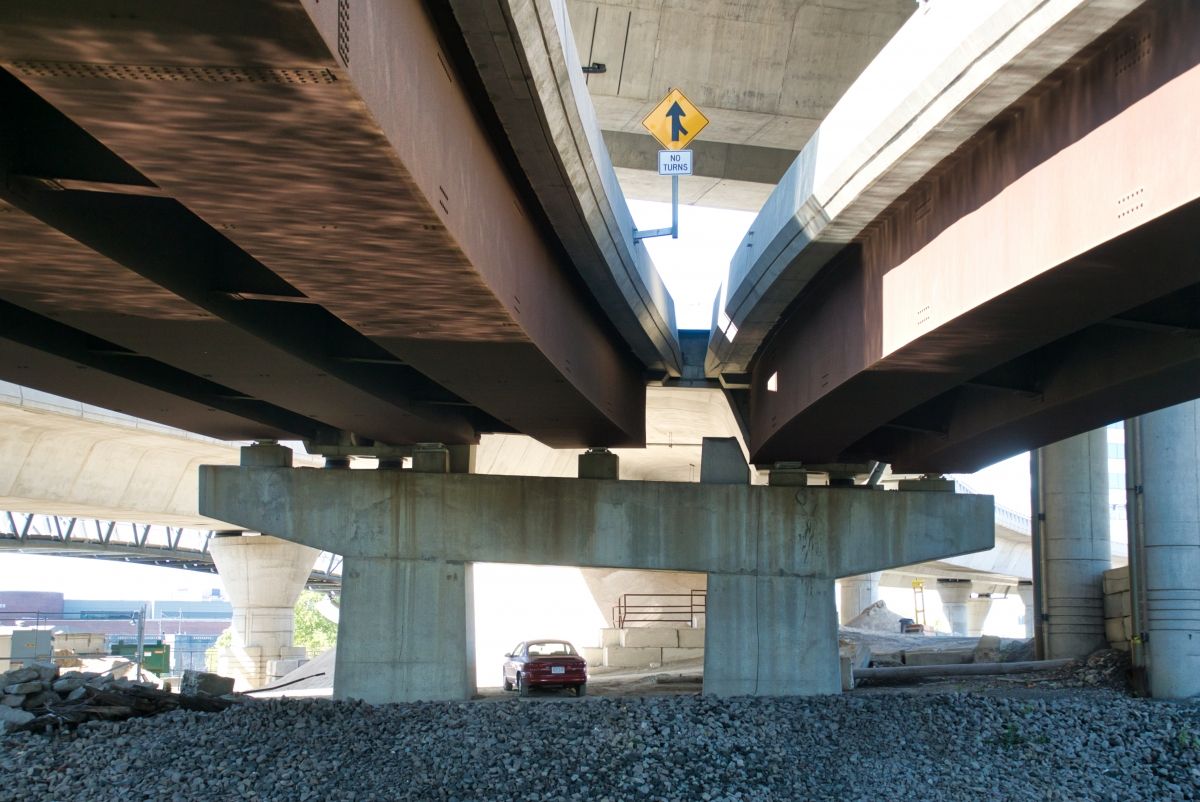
[199,466,993,703]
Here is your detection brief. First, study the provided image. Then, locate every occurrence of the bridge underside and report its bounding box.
[749,2,1200,473]
[0,0,648,451]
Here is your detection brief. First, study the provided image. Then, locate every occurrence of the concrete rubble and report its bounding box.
[0,663,241,734]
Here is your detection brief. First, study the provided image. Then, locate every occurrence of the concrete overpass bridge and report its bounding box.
[4,1,1190,476]
[0,0,1196,700]
[709,0,1200,474]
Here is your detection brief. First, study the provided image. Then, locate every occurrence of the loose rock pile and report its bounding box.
[3,690,1198,800]
[1,662,234,734]
[1051,649,1134,691]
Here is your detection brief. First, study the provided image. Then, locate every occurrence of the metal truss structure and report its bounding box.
[1,511,342,588]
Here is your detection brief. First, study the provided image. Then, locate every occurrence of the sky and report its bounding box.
[627,199,756,330]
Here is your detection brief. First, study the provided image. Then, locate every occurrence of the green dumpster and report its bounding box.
[110,640,171,675]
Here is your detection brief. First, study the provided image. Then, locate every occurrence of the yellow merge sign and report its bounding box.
[641,88,708,150]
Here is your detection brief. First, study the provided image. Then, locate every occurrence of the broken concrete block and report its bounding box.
[30,661,58,682]
[181,670,235,696]
[52,676,87,694]
[22,690,61,710]
[973,635,1002,664]
[0,706,35,730]
[4,681,44,695]
[66,685,88,702]
[2,667,39,685]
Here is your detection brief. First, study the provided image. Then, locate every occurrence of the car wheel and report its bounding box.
[575,682,587,698]
[502,672,513,692]
[517,673,529,697]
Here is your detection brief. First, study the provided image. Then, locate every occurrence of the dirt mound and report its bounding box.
[845,600,903,632]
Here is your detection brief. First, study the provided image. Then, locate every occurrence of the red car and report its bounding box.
[503,640,588,697]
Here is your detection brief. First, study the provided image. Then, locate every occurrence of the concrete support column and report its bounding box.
[201,463,994,703]
[936,579,972,635]
[1133,400,1200,698]
[336,557,475,703]
[838,572,881,624]
[1017,581,1035,639]
[703,573,838,696]
[967,592,992,636]
[207,534,320,689]
[1038,429,1111,659]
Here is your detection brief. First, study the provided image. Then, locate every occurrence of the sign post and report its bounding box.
[634,89,708,242]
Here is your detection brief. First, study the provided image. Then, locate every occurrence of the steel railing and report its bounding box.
[612,590,706,628]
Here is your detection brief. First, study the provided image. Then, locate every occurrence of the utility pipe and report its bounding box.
[855,658,1074,682]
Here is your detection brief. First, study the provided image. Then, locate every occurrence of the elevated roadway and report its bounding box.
[6,1,1189,478]
[709,0,1200,473]
[0,0,679,457]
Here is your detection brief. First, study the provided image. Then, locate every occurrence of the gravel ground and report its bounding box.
[3,691,1198,801]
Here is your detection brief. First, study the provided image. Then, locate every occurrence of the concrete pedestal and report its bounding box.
[207,534,319,688]
[1135,401,1200,699]
[1038,429,1111,659]
[336,558,475,703]
[838,572,881,625]
[936,579,972,635]
[705,574,838,696]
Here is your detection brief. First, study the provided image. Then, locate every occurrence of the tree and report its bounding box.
[292,590,338,656]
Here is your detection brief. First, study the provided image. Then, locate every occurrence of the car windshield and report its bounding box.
[527,641,574,657]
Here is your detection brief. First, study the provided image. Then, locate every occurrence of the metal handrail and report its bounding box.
[612,590,706,628]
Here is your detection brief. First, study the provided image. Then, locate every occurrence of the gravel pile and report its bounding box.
[2,691,1198,801]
